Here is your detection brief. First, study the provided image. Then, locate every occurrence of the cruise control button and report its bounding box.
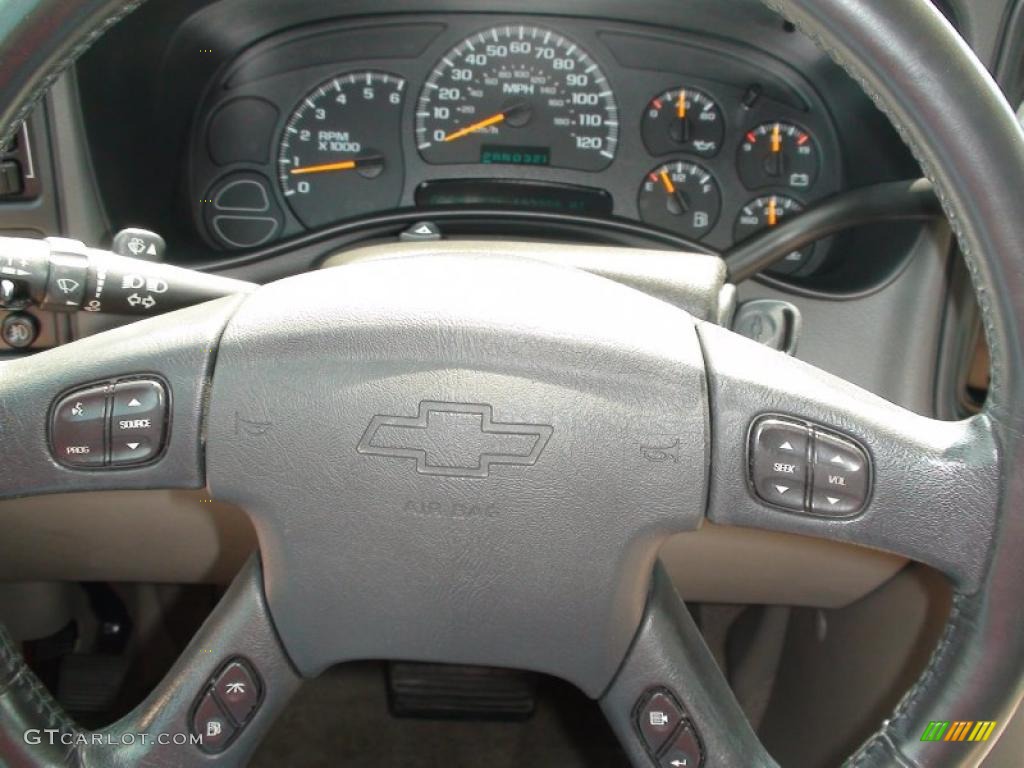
[110,379,166,466]
[51,385,108,467]
[750,417,809,511]
[811,431,869,515]
[637,690,684,753]
[658,724,703,768]
[192,690,236,754]
[212,660,261,725]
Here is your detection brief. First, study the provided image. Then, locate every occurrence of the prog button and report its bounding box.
[51,385,109,467]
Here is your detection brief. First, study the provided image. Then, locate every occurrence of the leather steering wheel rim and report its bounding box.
[1,1,1023,767]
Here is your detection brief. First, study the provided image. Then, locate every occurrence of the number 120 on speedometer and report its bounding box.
[415,25,619,171]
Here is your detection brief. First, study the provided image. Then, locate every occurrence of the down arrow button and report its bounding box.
[110,378,167,466]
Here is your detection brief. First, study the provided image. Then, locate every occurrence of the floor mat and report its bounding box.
[250,663,630,768]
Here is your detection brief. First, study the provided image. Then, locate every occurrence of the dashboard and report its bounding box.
[66,0,927,298]
[189,15,842,278]
[0,0,995,614]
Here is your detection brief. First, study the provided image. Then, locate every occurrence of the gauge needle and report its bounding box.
[767,196,778,226]
[442,103,529,142]
[659,170,690,213]
[290,155,384,176]
[659,170,676,195]
[766,123,784,177]
[675,90,691,143]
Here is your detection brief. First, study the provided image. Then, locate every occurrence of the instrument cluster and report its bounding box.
[191,16,842,276]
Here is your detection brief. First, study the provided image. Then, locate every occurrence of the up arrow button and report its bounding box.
[110,378,167,466]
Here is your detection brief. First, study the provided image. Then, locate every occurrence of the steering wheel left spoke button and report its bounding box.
[51,385,109,467]
[110,378,167,465]
[212,659,262,725]
[749,417,810,511]
[637,690,684,753]
[192,690,236,754]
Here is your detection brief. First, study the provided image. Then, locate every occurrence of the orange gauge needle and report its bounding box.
[290,155,384,176]
[443,112,506,142]
[771,122,782,153]
[659,169,690,213]
[767,196,778,226]
[676,89,687,120]
[290,159,356,176]
[442,103,529,143]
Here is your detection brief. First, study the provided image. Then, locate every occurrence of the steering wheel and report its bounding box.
[1,1,1023,766]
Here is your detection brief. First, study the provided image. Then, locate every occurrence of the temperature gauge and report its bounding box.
[642,87,724,157]
[638,160,721,240]
[737,122,819,190]
[734,195,814,274]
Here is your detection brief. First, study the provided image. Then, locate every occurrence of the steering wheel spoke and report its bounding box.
[83,556,301,765]
[0,557,301,766]
[601,564,777,768]
[698,321,1000,589]
[0,296,244,500]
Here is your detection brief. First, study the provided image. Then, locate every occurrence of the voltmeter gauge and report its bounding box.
[737,122,820,190]
[734,195,814,274]
[641,87,724,157]
[637,160,721,240]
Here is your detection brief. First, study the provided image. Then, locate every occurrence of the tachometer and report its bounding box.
[278,71,406,229]
[415,26,618,171]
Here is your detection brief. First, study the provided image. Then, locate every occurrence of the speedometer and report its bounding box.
[415,26,618,171]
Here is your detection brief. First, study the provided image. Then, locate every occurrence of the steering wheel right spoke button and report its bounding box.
[810,429,870,516]
[749,417,810,511]
[637,689,684,753]
[634,688,703,767]
[658,724,703,768]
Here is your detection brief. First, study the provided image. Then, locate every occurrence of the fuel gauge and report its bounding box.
[733,195,814,274]
[642,87,724,157]
[737,122,819,190]
[638,160,722,240]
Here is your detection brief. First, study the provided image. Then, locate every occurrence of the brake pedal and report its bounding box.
[387,662,536,720]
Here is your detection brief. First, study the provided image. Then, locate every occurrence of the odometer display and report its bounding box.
[416,26,618,171]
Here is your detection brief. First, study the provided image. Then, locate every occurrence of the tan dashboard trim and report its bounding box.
[0,490,904,606]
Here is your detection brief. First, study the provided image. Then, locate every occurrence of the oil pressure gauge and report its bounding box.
[737,122,820,190]
[641,87,724,157]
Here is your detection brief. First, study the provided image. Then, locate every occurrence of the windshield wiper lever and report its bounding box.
[0,236,255,316]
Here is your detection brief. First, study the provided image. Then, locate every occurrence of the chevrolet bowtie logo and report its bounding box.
[356,401,553,478]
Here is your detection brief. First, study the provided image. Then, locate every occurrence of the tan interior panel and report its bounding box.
[0,491,904,606]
